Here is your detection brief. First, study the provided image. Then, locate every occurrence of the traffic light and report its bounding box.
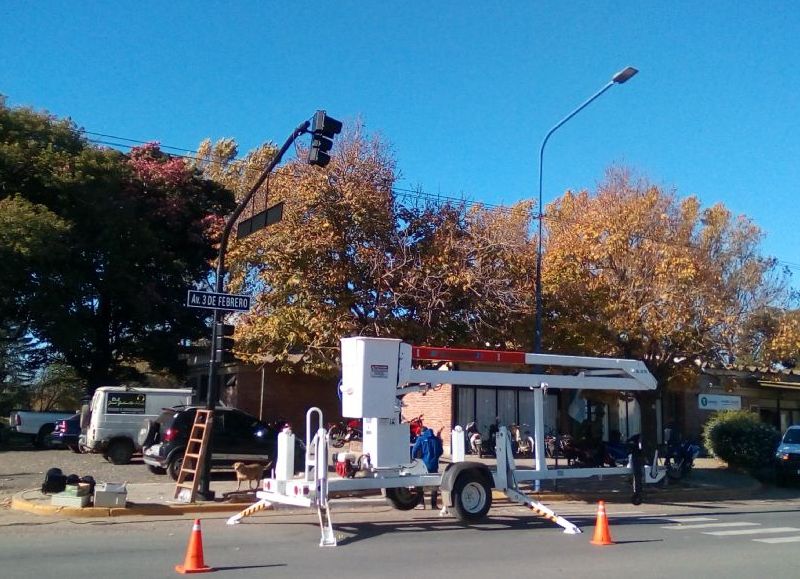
[307,110,343,167]
[214,323,235,364]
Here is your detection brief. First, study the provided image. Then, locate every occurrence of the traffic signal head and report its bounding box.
[307,110,342,167]
[214,323,235,364]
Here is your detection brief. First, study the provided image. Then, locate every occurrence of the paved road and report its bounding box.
[2,496,800,578]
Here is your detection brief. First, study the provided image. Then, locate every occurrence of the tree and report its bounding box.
[544,167,787,390]
[209,125,536,375]
[0,99,235,389]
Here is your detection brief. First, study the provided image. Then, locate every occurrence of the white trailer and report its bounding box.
[229,337,665,546]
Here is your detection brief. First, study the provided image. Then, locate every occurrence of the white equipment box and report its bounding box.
[363,418,410,468]
[340,337,401,418]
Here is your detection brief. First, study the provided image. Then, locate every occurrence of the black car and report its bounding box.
[49,414,82,453]
[141,406,305,480]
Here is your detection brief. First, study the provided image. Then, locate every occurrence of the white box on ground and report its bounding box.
[52,493,90,507]
[363,418,410,468]
[340,337,401,418]
[94,482,127,507]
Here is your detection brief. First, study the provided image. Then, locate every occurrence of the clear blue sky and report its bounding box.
[2,2,798,282]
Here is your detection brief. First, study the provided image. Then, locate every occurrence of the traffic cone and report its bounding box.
[175,519,213,574]
[590,500,614,545]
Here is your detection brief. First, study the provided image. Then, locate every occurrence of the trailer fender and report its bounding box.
[438,462,493,507]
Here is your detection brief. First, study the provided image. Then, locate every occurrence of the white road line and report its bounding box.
[662,517,718,523]
[703,527,800,536]
[662,522,759,530]
[754,536,800,544]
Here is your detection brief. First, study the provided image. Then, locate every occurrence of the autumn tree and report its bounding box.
[544,167,786,390]
[205,125,536,375]
[0,98,235,389]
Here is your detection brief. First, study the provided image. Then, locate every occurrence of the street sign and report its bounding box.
[698,394,741,411]
[237,202,284,240]
[186,290,251,312]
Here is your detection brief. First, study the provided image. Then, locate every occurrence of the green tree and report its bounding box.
[0,98,235,389]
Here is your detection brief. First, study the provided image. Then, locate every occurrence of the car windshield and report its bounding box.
[783,429,800,444]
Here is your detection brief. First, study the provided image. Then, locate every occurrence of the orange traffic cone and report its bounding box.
[175,518,213,574]
[590,500,614,545]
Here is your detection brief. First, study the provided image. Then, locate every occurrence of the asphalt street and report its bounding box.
[1,497,799,579]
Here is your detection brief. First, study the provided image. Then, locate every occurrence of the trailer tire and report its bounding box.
[452,471,492,522]
[385,486,424,510]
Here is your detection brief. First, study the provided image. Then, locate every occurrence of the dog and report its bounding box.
[232,462,263,491]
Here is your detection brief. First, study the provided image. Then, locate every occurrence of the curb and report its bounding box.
[12,479,764,518]
[11,489,255,518]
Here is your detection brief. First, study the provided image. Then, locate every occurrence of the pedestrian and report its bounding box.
[411,426,444,509]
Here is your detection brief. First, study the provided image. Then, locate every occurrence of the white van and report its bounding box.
[82,386,193,464]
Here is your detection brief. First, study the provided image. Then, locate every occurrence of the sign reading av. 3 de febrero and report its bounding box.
[186,290,251,312]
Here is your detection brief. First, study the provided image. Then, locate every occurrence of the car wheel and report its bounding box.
[168,455,184,481]
[452,470,492,522]
[34,424,55,449]
[148,465,167,475]
[385,486,424,510]
[107,439,134,465]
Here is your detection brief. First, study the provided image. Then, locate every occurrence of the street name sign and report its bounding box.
[186,290,251,312]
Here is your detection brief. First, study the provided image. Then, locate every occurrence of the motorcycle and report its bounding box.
[664,440,701,480]
[328,418,363,448]
[406,414,425,443]
[509,423,533,457]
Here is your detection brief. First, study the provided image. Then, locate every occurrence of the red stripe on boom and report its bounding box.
[411,346,526,364]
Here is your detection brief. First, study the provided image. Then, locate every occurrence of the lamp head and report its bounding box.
[612,66,638,84]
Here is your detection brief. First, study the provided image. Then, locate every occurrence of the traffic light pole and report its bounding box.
[197,119,310,501]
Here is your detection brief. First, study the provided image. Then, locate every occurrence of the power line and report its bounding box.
[79,128,798,272]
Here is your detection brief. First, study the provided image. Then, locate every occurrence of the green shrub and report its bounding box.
[702,410,780,470]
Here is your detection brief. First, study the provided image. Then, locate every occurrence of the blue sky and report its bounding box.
[2,2,798,282]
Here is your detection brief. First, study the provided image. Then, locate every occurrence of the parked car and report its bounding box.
[49,414,82,453]
[81,386,193,464]
[9,410,76,448]
[775,425,800,484]
[141,406,305,481]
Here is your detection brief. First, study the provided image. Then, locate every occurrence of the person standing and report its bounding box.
[411,426,444,509]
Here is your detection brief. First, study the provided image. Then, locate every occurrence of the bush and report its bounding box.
[702,410,780,471]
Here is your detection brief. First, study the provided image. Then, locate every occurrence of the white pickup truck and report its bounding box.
[9,410,76,448]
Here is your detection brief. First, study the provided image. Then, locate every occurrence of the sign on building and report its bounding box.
[698,394,741,411]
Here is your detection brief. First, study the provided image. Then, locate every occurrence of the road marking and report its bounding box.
[663,522,758,530]
[754,536,800,544]
[662,517,718,523]
[703,527,800,536]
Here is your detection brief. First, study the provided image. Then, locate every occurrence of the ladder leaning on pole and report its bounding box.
[174,409,213,503]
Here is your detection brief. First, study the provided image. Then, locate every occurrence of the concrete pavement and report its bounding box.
[10,457,768,519]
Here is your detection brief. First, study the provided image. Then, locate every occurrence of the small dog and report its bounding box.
[232,462,263,491]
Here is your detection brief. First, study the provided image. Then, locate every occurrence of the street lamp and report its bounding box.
[534,66,638,353]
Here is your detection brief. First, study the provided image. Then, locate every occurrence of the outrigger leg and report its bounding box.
[226,498,273,525]
[494,427,581,535]
[505,488,582,534]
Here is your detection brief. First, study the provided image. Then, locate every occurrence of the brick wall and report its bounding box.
[399,384,454,452]
[227,364,341,432]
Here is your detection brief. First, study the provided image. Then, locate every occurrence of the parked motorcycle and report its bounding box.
[328,419,363,448]
[406,414,425,443]
[664,440,701,480]
[509,423,533,457]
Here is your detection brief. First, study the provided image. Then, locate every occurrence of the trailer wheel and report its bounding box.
[385,486,424,510]
[452,471,492,522]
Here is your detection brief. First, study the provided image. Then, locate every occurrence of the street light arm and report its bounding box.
[534,70,636,354]
[537,80,615,207]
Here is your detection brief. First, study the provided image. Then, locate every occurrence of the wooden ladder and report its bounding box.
[174,409,213,503]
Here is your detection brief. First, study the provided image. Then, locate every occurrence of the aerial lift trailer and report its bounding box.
[229,337,666,546]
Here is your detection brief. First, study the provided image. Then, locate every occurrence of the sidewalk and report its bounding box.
[10,457,765,519]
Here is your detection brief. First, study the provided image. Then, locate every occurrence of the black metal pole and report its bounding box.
[197,119,310,500]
